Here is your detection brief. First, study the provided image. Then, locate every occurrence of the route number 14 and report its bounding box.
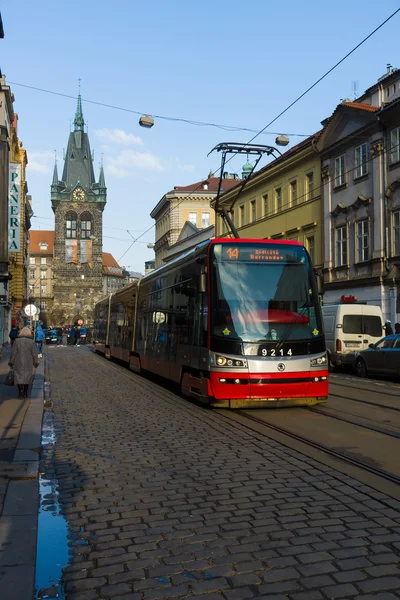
[261,348,292,357]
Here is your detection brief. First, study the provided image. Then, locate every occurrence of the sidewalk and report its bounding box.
[0,344,45,600]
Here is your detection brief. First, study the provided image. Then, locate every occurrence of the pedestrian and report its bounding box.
[8,326,39,398]
[9,325,18,346]
[68,325,75,345]
[35,323,45,358]
[395,323,400,334]
[385,320,393,335]
[56,327,63,346]
[74,326,81,347]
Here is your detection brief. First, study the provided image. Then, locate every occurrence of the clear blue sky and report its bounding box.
[2,1,400,272]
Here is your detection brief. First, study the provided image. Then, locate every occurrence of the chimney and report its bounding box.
[387,64,393,74]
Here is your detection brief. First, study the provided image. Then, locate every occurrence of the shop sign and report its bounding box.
[8,164,21,252]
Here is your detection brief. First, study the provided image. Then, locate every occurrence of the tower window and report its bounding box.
[81,220,92,239]
[66,219,77,238]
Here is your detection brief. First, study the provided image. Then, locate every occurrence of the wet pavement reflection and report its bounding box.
[35,407,69,599]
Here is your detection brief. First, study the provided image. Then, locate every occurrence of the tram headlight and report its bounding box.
[310,354,327,367]
[214,355,247,367]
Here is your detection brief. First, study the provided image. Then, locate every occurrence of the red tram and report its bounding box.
[93,239,328,408]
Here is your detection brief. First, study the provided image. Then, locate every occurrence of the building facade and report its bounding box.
[150,174,240,267]
[213,135,323,270]
[28,231,55,327]
[50,95,106,326]
[0,76,13,343]
[102,252,128,296]
[28,230,123,322]
[319,65,400,320]
[8,113,32,329]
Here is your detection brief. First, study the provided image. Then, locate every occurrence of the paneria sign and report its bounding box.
[8,164,21,252]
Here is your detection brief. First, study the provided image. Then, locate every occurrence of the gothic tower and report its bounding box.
[50,94,107,326]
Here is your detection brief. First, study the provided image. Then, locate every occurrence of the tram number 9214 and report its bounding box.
[260,348,293,357]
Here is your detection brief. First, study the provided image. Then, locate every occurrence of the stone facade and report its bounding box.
[319,66,400,321]
[49,95,106,327]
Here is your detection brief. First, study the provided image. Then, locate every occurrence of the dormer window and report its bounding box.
[39,242,48,250]
[202,183,208,190]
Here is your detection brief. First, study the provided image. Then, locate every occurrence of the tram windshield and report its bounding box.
[211,243,322,343]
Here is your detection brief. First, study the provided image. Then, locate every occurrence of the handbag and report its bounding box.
[5,369,14,386]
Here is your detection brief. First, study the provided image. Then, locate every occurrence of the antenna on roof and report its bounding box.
[352,80,359,100]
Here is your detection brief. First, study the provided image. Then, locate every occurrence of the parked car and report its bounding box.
[321,303,384,368]
[79,326,89,344]
[45,329,58,344]
[355,334,400,378]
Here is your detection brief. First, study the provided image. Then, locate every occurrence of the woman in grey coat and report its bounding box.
[9,326,39,398]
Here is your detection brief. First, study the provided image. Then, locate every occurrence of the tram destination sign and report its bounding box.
[220,244,304,263]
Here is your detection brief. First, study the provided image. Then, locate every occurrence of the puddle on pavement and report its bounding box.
[35,407,69,599]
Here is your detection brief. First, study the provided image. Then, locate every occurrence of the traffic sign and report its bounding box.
[24,304,37,317]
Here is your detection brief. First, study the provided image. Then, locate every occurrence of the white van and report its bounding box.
[321,304,384,367]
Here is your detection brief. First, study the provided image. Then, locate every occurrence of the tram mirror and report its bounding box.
[153,311,166,324]
[198,272,207,294]
[314,270,323,295]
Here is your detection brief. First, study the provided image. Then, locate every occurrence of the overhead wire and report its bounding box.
[225,138,400,229]
[7,80,310,138]
[117,8,400,262]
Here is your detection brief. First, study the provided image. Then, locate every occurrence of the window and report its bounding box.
[201,212,210,228]
[239,205,245,226]
[40,300,47,310]
[81,219,92,239]
[40,270,47,279]
[336,225,347,266]
[390,127,400,163]
[355,143,368,178]
[275,187,282,212]
[306,236,315,264]
[188,212,197,226]
[305,173,314,200]
[39,242,48,250]
[29,269,35,279]
[29,257,35,265]
[343,315,382,337]
[356,220,369,262]
[66,218,77,238]
[262,193,268,216]
[250,200,256,222]
[290,181,297,206]
[41,257,47,265]
[41,285,47,296]
[334,155,346,187]
[386,87,390,98]
[393,210,400,255]
[29,284,34,293]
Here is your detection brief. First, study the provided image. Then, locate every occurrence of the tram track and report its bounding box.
[307,406,400,438]
[84,348,400,496]
[231,410,400,486]
[328,391,400,412]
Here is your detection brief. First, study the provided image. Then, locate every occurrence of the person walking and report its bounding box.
[69,325,75,346]
[8,326,39,398]
[385,320,393,335]
[9,326,18,346]
[34,323,45,358]
[74,325,81,347]
[56,327,63,346]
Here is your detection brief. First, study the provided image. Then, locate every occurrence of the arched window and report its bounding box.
[66,211,77,239]
[80,212,92,239]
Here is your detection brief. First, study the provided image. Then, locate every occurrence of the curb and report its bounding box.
[0,353,46,600]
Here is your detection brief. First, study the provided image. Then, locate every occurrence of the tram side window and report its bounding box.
[173,278,194,345]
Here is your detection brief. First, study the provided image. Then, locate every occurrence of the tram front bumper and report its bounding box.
[209,371,328,408]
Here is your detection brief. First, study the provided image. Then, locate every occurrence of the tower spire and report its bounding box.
[52,151,59,186]
[74,78,84,131]
[99,154,106,188]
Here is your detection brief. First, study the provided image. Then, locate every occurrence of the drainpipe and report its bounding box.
[377,115,396,321]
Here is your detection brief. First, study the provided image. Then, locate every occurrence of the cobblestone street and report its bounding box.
[47,347,400,600]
